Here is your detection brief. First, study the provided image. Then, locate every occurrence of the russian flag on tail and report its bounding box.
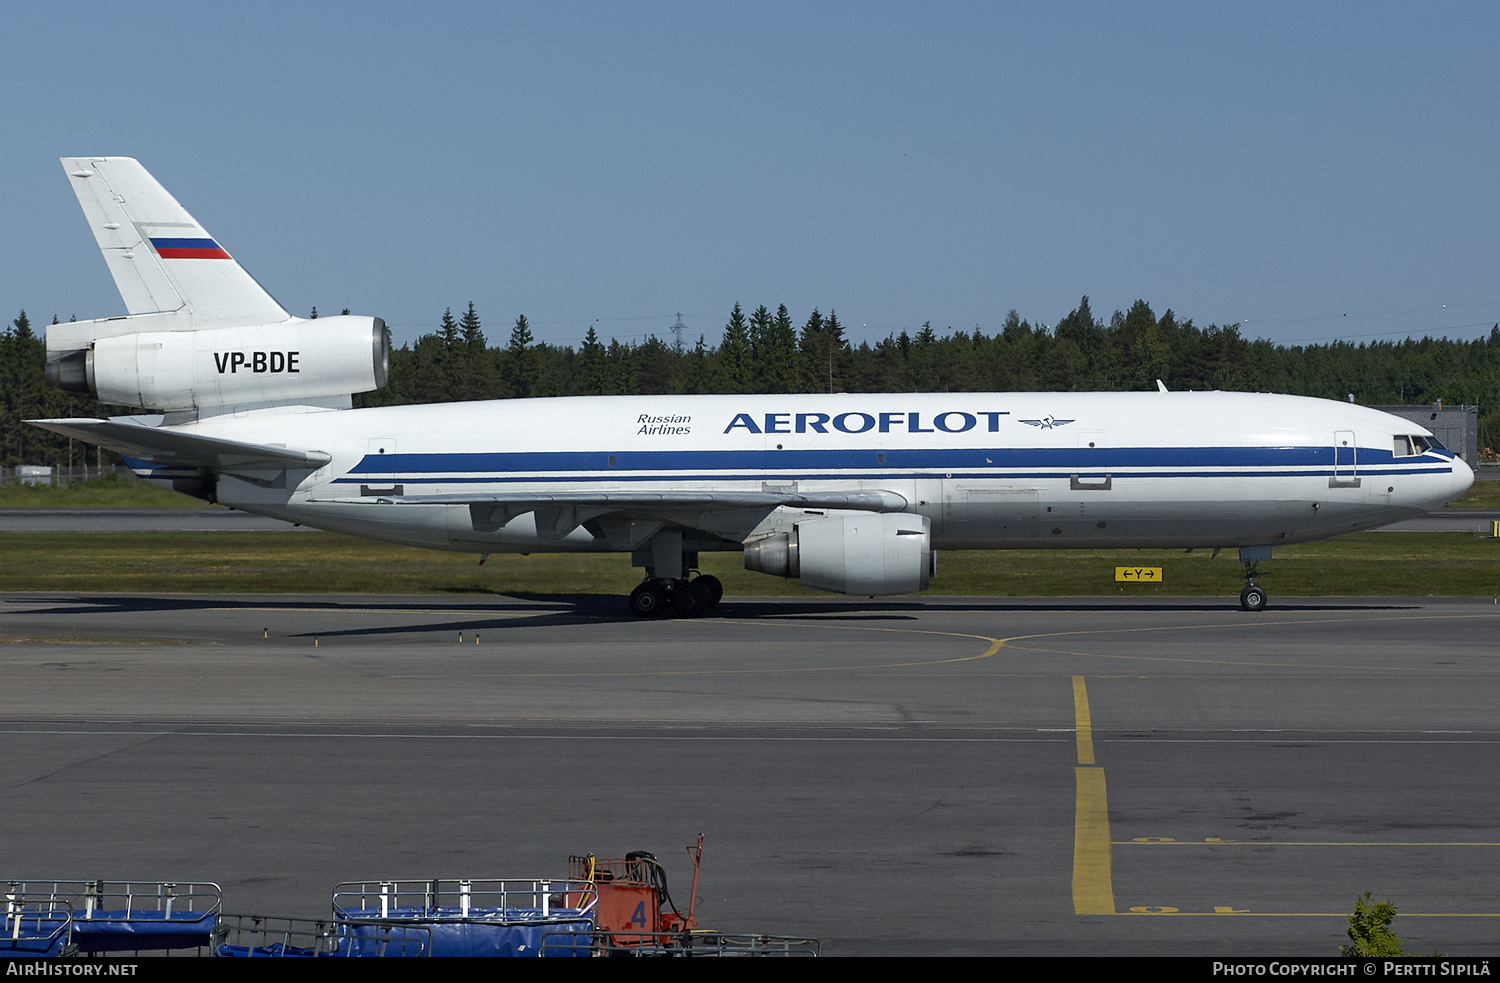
[150,237,231,259]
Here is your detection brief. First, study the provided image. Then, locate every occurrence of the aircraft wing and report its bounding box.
[362,490,908,510]
[307,488,910,537]
[27,418,331,471]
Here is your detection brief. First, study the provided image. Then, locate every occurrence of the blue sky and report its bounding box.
[5,1,1498,352]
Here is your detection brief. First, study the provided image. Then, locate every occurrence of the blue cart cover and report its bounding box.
[0,921,71,957]
[339,907,592,958]
[69,909,217,952]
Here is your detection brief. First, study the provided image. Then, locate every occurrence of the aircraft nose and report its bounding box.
[1451,455,1475,501]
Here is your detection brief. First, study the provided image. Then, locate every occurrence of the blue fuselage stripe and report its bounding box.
[335,446,1454,483]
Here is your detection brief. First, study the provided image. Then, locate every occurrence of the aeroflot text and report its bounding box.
[724,411,1009,435]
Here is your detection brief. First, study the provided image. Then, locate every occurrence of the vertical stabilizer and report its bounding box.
[60,157,290,326]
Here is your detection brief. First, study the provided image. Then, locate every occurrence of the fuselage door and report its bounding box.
[1331,430,1360,487]
[1073,431,1111,491]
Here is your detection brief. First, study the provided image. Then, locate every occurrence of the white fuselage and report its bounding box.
[46,159,1474,593]
[148,390,1473,556]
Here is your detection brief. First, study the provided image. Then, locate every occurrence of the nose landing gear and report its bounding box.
[1238,546,1272,612]
[1239,583,1267,612]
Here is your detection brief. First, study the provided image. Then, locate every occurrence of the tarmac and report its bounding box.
[1,591,1497,956]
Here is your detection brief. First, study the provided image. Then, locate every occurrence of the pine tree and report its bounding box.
[757,304,799,393]
[634,335,676,394]
[439,308,460,350]
[459,302,485,353]
[798,308,849,393]
[748,305,773,369]
[607,338,638,395]
[458,302,498,398]
[577,326,607,395]
[824,309,848,392]
[715,302,752,393]
[686,335,711,394]
[505,314,536,398]
[797,309,825,392]
[908,321,938,390]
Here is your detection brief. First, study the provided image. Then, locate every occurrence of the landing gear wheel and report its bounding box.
[1240,584,1267,612]
[695,574,723,608]
[628,581,669,618]
[672,579,714,618]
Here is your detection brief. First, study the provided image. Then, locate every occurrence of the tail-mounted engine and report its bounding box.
[46,315,388,412]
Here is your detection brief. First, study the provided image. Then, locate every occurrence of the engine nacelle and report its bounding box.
[46,316,388,411]
[744,512,933,595]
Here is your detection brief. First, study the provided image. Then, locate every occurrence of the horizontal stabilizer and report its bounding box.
[27,418,330,472]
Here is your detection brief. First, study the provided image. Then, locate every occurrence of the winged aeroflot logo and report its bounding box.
[1019,415,1075,429]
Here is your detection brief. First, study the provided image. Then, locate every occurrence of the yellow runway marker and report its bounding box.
[1073,766,1114,914]
[1071,676,1115,915]
[1072,675,1095,765]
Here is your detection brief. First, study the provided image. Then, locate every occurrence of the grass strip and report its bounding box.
[0,530,1494,597]
[0,474,201,508]
[1449,479,1500,509]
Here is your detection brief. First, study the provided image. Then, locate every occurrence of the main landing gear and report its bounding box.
[1238,546,1272,612]
[628,575,724,619]
[628,528,725,618]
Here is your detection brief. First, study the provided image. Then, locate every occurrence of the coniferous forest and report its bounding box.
[4,296,1497,468]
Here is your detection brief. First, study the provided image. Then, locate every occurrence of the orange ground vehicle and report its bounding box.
[566,835,702,949]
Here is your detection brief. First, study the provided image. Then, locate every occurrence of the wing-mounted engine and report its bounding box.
[743,512,933,595]
[46,315,388,412]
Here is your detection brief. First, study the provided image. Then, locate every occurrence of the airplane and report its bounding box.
[31,157,1475,616]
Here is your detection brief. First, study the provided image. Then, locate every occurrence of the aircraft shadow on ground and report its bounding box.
[18,593,1421,642]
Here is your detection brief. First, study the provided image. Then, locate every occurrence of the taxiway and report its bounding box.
[0,592,1496,956]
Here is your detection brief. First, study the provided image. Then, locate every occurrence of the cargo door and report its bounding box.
[942,482,1039,546]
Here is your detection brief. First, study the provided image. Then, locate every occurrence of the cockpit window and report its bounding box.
[1396,435,1443,456]
[1394,435,1442,456]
